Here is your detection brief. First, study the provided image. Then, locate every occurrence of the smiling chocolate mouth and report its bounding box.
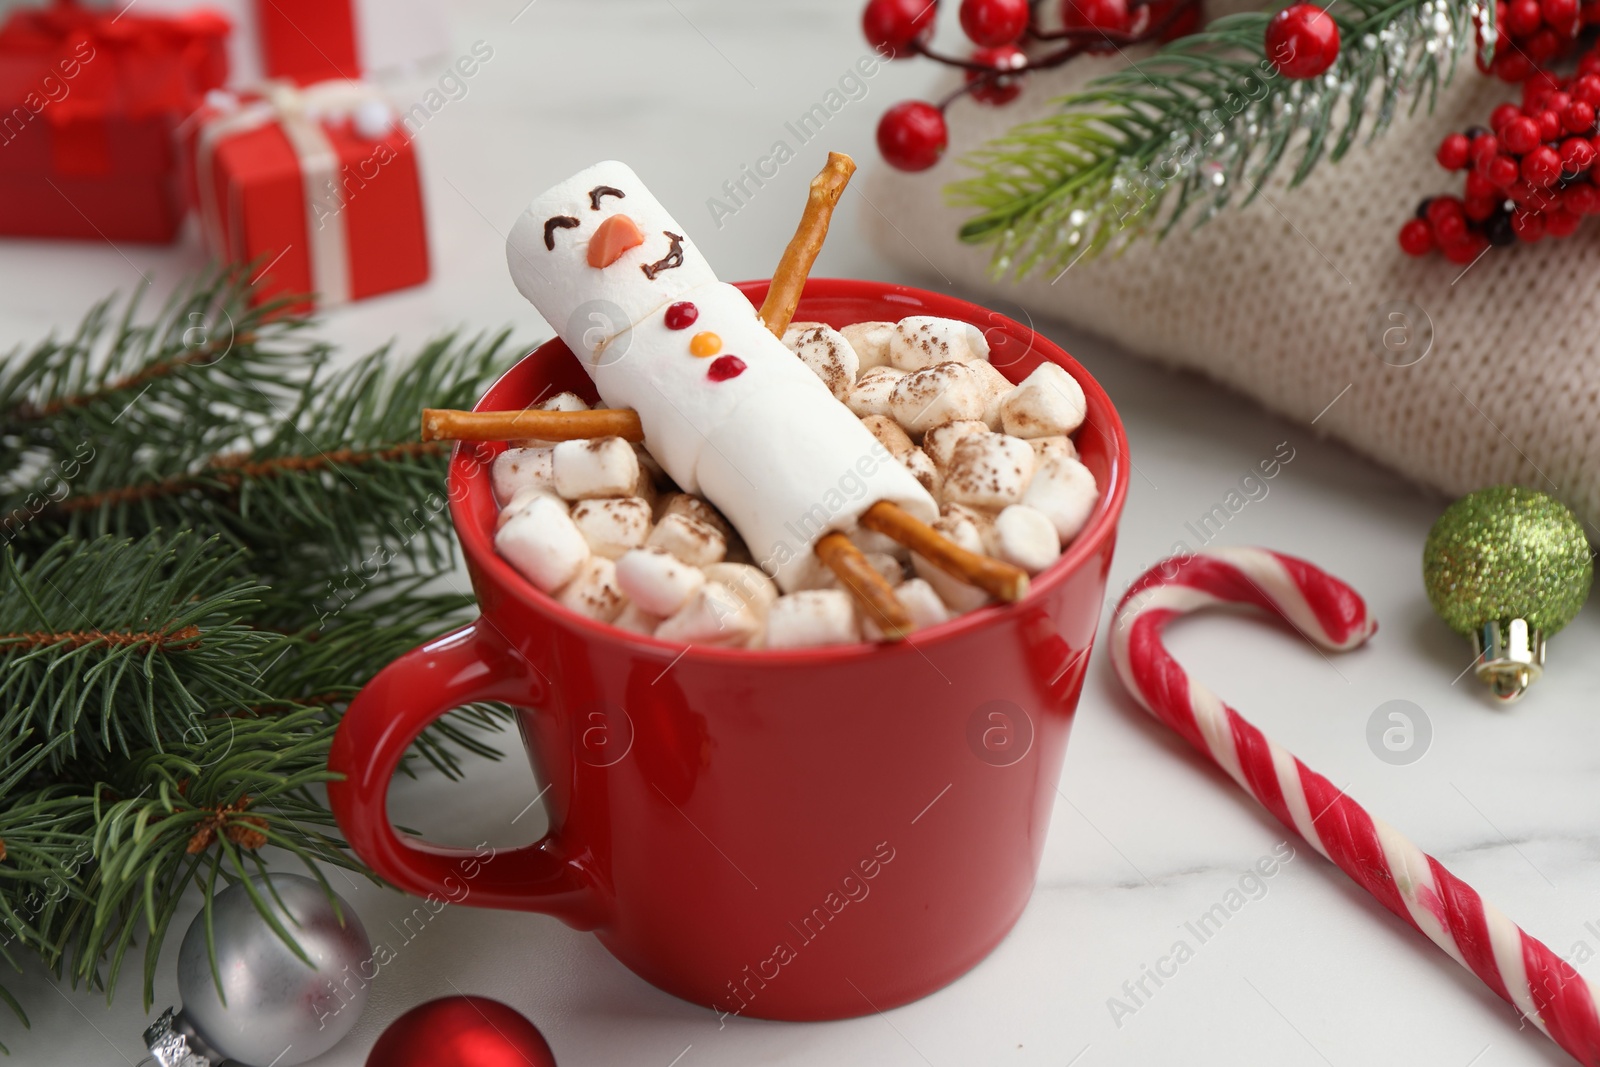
[641,231,684,280]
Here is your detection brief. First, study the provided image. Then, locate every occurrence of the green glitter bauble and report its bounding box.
[1423,486,1593,637]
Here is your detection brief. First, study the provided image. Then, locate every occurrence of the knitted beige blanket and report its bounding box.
[863,28,1600,531]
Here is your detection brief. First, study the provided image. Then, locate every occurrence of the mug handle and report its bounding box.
[327,621,606,931]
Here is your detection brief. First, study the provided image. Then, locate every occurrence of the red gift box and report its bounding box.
[0,0,229,243]
[186,80,429,310]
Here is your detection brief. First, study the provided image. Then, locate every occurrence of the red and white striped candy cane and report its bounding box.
[1110,547,1600,1065]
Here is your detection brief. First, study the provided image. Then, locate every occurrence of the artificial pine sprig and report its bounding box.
[0,275,522,1044]
[950,0,1488,277]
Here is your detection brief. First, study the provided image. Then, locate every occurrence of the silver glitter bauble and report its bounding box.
[144,874,371,1067]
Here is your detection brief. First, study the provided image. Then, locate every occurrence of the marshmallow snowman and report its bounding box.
[506,161,938,591]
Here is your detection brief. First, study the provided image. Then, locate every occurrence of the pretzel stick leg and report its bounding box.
[421,408,645,444]
[815,532,914,641]
[860,501,1029,603]
[758,151,856,337]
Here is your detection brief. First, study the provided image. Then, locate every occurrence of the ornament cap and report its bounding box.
[143,1008,221,1067]
[1473,618,1545,704]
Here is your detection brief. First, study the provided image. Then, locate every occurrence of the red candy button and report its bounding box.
[707,355,746,381]
[664,302,698,329]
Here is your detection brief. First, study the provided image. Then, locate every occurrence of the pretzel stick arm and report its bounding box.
[758,152,856,337]
[815,532,914,641]
[860,501,1029,603]
[421,408,645,444]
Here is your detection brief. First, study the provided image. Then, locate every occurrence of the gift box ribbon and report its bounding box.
[195,79,390,306]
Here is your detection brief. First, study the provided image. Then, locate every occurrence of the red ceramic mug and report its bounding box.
[327,278,1129,1021]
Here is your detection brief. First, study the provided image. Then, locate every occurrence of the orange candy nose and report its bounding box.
[587,214,646,268]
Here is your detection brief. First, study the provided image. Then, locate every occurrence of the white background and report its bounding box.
[6,1,1600,1064]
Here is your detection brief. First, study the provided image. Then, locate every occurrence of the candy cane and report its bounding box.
[1109,547,1600,1066]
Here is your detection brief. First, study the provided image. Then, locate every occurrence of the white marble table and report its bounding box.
[7,1,1600,1064]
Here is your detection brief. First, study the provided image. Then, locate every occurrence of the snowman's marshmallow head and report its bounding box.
[507,160,717,363]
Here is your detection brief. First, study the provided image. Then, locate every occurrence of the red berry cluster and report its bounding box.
[1400,52,1600,259]
[1477,0,1600,81]
[866,0,1200,171]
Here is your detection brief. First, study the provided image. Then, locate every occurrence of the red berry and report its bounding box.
[1522,143,1563,184]
[863,0,938,59]
[1062,0,1130,35]
[1524,70,1561,107]
[1488,153,1523,187]
[1581,50,1600,75]
[1512,208,1547,240]
[1265,4,1340,79]
[1157,0,1201,39]
[1564,100,1596,132]
[876,100,949,171]
[1491,103,1523,132]
[1441,236,1486,263]
[1496,51,1534,81]
[1465,169,1499,200]
[1563,182,1600,213]
[1546,91,1573,112]
[1465,195,1498,221]
[1546,207,1582,235]
[1586,0,1600,22]
[1437,132,1471,169]
[1538,108,1564,140]
[1543,0,1580,25]
[1398,218,1435,255]
[965,44,1028,104]
[1527,27,1563,62]
[1502,115,1541,153]
[1509,0,1543,33]
[1426,197,1468,244]
[959,0,1031,45]
[1574,74,1600,104]
[1470,132,1501,166]
[1561,135,1597,172]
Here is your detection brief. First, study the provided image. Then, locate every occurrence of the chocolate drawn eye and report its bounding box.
[544,215,580,250]
[588,185,625,210]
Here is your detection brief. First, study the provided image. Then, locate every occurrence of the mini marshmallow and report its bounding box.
[1000,363,1088,439]
[1029,435,1078,464]
[782,323,859,401]
[860,414,914,461]
[944,433,1036,509]
[557,556,625,622]
[913,512,991,613]
[890,362,988,437]
[862,577,950,639]
[702,562,780,617]
[659,492,733,541]
[845,366,906,419]
[553,436,641,500]
[968,359,1014,430]
[647,512,727,566]
[993,504,1063,574]
[498,485,567,531]
[613,603,663,636]
[1021,455,1099,542]
[615,546,706,617]
[764,590,860,649]
[942,502,998,554]
[888,316,990,371]
[492,447,555,506]
[655,581,761,646]
[495,495,591,594]
[902,448,941,499]
[922,419,991,469]
[840,320,896,371]
[541,391,590,412]
[570,496,652,558]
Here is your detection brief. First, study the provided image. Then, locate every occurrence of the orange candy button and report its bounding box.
[689,331,722,357]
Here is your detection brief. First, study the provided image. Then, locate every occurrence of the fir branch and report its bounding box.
[0,535,273,771]
[949,0,1488,276]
